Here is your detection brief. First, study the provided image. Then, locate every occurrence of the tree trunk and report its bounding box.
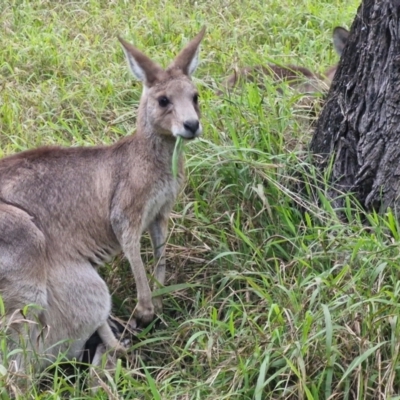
[310,0,400,212]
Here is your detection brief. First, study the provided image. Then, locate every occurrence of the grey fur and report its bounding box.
[0,27,205,372]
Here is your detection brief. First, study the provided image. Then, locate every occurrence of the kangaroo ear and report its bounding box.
[168,26,206,77]
[118,36,164,87]
[332,27,350,57]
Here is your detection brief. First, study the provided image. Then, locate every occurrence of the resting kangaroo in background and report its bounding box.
[0,27,205,372]
[323,26,349,82]
[218,26,349,95]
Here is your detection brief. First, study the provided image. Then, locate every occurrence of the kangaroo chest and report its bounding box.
[140,178,181,232]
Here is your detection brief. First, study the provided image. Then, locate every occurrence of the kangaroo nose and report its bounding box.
[183,120,199,135]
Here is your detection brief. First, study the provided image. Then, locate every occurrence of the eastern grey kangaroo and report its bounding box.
[218,26,349,95]
[0,26,205,372]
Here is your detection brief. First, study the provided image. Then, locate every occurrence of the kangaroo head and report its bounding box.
[118,27,205,140]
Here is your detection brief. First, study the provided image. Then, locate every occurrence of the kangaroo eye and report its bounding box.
[158,96,170,107]
[193,93,199,104]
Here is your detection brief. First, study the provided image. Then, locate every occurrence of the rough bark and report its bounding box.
[310,0,400,212]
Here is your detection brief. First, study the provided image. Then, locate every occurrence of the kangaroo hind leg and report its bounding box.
[0,203,49,370]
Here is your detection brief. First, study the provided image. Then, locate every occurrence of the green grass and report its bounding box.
[3,0,400,399]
